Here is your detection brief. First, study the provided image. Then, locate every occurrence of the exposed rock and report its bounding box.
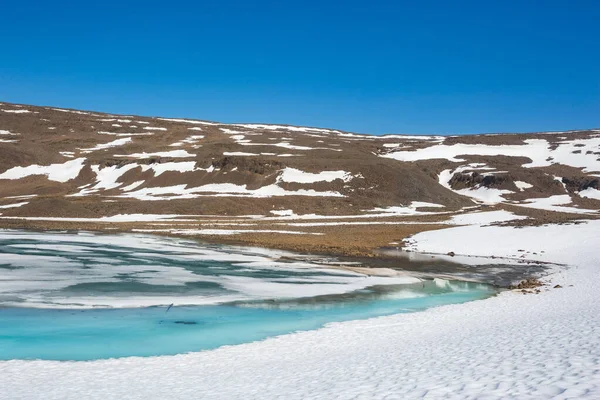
[509,278,544,290]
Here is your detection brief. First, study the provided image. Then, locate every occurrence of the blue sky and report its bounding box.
[0,1,598,134]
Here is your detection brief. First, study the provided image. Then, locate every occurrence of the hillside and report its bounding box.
[0,101,599,255]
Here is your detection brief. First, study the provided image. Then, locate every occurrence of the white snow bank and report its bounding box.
[120,181,145,192]
[0,201,29,209]
[449,210,526,225]
[233,123,342,135]
[270,209,295,216]
[70,164,140,196]
[117,183,344,200]
[516,195,599,214]
[438,166,513,204]
[514,181,533,191]
[223,152,259,156]
[410,201,445,208]
[365,201,450,217]
[0,158,86,183]
[115,150,195,158]
[277,168,355,183]
[140,161,198,176]
[1,109,31,114]
[384,137,600,173]
[156,118,218,126]
[50,108,98,115]
[98,131,154,137]
[458,186,513,204]
[579,187,600,200]
[169,135,204,147]
[403,217,599,264]
[80,137,132,153]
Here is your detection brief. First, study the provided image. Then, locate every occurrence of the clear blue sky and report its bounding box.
[0,1,598,134]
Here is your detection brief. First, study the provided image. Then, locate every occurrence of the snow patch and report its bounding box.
[0,201,29,209]
[516,195,599,214]
[80,137,132,153]
[514,181,533,191]
[2,109,31,114]
[579,187,600,200]
[0,158,86,183]
[115,150,195,159]
[277,168,355,184]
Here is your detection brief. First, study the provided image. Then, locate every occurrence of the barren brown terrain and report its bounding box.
[0,101,599,257]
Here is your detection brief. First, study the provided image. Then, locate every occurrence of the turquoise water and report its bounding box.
[0,230,495,361]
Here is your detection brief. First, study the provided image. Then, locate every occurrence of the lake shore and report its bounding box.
[1,217,598,399]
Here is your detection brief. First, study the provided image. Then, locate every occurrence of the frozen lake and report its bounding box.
[0,230,495,360]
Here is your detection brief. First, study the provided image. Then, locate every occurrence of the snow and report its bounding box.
[115,150,195,158]
[50,108,95,115]
[457,186,514,204]
[98,131,154,137]
[143,127,168,131]
[579,187,600,200]
[365,201,450,216]
[70,164,139,195]
[118,183,344,200]
[98,118,132,123]
[0,158,86,183]
[514,180,533,191]
[516,195,599,214]
[233,123,343,134]
[0,201,29,209]
[169,135,204,147]
[4,195,37,200]
[438,166,513,204]
[156,118,218,125]
[448,210,527,225]
[1,109,31,113]
[223,151,258,156]
[0,130,18,136]
[270,209,295,216]
[410,201,445,208]
[277,168,354,183]
[80,137,132,153]
[188,183,344,198]
[383,137,600,173]
[120,181,145,192]
[223,151,301,157]
[269,142,342,151]
[140,161,198,176]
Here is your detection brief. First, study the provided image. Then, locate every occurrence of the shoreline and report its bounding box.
[0,224,552,288]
